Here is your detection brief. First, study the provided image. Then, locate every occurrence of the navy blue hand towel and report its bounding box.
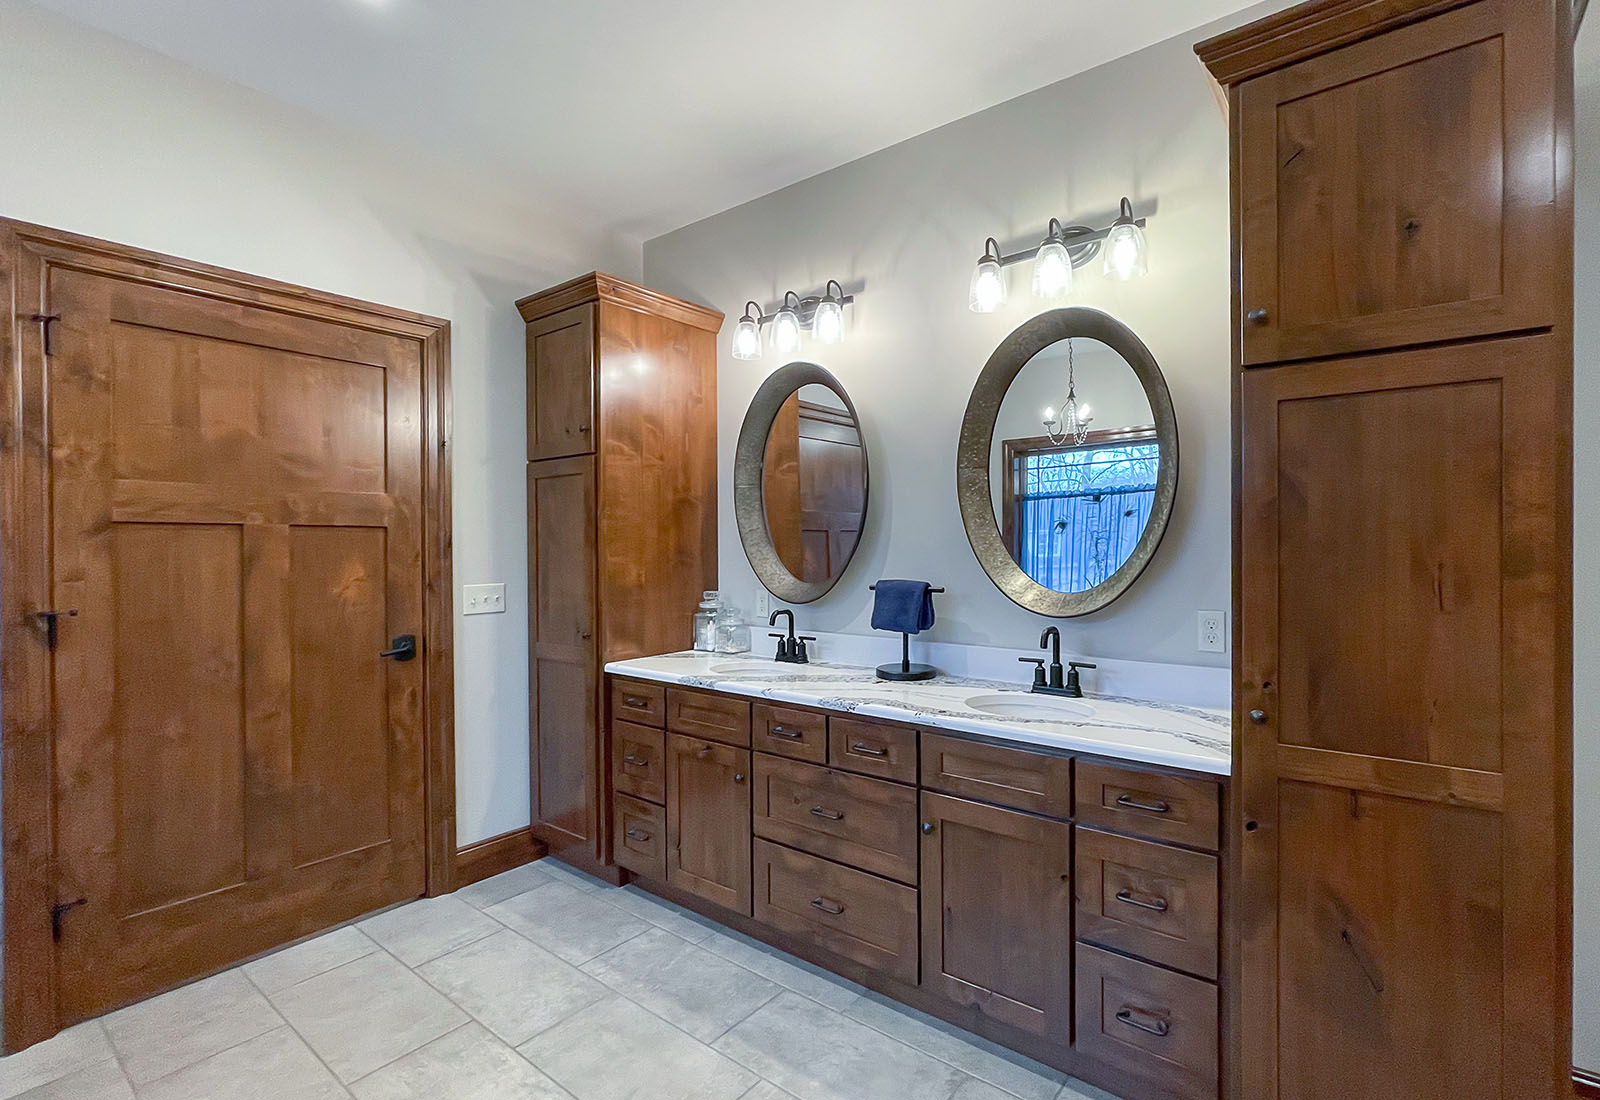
[872,580,936,635]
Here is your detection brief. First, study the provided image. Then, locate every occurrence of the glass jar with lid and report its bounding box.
[692,591,720,651]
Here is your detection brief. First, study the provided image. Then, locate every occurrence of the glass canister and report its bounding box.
[692,591,720,651]
[714,604,752,654]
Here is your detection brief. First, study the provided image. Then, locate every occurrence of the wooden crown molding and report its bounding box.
[515,271,724,333]
[1195,0,1479,85]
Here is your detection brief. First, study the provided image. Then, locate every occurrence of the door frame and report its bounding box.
[0,219,457,1052]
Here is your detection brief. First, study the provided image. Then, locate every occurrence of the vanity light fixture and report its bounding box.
[1042,338,1094,447]
[969,198,1150,313]
[730,281,857,362]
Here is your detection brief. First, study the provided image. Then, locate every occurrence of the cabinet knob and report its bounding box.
[733,772,746,784]
[920,822,935,835]
[1249,709,1268,724]
[1246,308,1269,325]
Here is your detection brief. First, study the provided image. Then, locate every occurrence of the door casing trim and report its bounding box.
[0,218,457,1053]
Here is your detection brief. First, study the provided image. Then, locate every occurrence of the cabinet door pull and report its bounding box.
[1115,889,1170,913]
[624,828,652,842]
[809,897,845,916]
[622,753,647,767]
[734,772,746,784]
[696,745,713,759]
[1115,1007,1171,1037]
[1249,709,1268,724]
[849,742,889,757]
[623,695,649,708]
[1115,794,1171,814]
[1246,308,1269,325]
[921,822,935,835]
[810,806,845,821]
[769,725,805,740]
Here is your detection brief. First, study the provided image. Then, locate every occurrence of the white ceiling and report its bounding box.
[30,0,1254,240]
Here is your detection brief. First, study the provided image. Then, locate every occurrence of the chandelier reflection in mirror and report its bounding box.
[731,280,856,363]
[1041,338,1093,447]
[968,198,1149,313]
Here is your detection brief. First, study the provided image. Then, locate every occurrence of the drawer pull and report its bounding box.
[809,897,845,916]
[1116,794,1171,814]
[768,725,805,740]
[1115,889,1170,913]
[696,746,713,759]
[849,742,889,757]
[624,828,652,842]
[623,695,650,708]
[810,806,845,821]
[622,754,648,767]
[1115,1007,1171,1038]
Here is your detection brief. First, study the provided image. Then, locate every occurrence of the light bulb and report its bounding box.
[770,307,801,354]
[1043,406,1056,423]
[969,257,1006,313]
[812,298,844,344]
[1104,201,1148,281]
[1077,403,1091,422]
[731,317,762,360]
[1032,239,1073,298]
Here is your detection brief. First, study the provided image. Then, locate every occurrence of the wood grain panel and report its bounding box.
[827,717,917,784]
[1075,943,1218,1100]
[752,703,827,764]
[1075,762,1220,851]
[526,304,594,461]
[751,755,919,884]
[1075,827,1219,980]
[665,734,751,914]
[920,733,1072,817]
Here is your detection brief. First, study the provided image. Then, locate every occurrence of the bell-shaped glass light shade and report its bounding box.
[770,307,802,355]
[1031,239,1073,298]
[969,257,1006,313]
[731,317,762,360]
[1104,221,1149,281]
[812,298,845,344]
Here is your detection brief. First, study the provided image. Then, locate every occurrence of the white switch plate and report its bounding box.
[464,583,507,616]
[1197,610,1226,653]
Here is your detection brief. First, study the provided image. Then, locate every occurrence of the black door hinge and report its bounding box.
[33,609,78,652]
[28,313,61,357]
[51,898,86,942]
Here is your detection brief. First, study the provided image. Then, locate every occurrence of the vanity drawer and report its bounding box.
[1076,762,1219,851]
[611,721,666,805]
[753,839,919,984]
[828,717,917,784]
[611,680,665,727]
[612,793,666,881]
[1075,827,1218,980]
[1074,944,1217,1100]
[920,732,1073,818]
[666,688,751,747]
[752,755,919,884]
[753,703,828,765]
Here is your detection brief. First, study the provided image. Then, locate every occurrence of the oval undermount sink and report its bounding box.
[963,693,1093,720]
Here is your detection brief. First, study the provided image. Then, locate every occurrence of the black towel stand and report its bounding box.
[868,584,944,682]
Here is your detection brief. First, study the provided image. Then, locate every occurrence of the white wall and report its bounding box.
[643,16,1242,673]
[0,0,641,846]
[1573,12,1599,1076]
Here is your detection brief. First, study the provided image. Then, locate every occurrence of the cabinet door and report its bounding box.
[1236,1,1559,364]
[1238,336,1567,1100]
[529,457,598,861]
[666,734,752,914]
[919,792,1073,1043]
[526,304,595,460]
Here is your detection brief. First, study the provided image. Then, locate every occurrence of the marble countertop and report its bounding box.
[604,651,1232,776]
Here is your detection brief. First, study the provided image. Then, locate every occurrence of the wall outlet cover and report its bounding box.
[1197,610,1226,653]
[464,583,507,616]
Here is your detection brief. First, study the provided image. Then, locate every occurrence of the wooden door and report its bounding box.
[1237,335,1569,1099]
[526,304,594,460]
[919,792,1073,1043]
[665,734,751,914]
[529,456,598,862]
[1235,0,1559,365]
[45,264,430,1022]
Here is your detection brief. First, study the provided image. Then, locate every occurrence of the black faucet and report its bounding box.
[1025,628,1095,698]
[1039,627,1065,690]
[768,609,812,664]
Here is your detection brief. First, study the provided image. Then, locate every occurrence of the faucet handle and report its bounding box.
[1068,661,1098,670]
[1018,656,1047,689]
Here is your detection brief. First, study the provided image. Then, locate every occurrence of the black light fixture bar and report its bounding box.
[990,215,1148,270]
[749,287,856,327]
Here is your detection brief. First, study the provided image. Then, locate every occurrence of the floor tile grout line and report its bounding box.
[839,1005,1063,1100]
[241,963,355,1097]
[91,1018,139,1099]
[101,978,284,1093]
[341,1018,479,1091]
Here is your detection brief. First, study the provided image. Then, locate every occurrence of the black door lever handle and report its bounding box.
[380,634,418,661]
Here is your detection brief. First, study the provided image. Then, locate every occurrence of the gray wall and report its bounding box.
[643,17,1243,669]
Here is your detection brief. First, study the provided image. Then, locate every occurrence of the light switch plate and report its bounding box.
[464,583,507,616]
[1197,610,1226,653]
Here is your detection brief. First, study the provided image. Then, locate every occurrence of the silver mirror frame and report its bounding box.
[956,307,1178,618]
[735,361,869,604]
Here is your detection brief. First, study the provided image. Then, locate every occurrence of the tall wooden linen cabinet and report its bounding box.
[517,274,721,878]
[1198,3,1573,1099]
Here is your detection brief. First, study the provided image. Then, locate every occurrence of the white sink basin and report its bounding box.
[963,693,1093,720]
[708,661,777,675]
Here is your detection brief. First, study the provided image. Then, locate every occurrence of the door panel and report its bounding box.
[48,264,429,1022]
[665,734,751,914]
[526,304,595,460]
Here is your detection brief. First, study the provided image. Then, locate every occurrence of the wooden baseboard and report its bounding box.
[1576,1067,1600,1098]
[453,828,547,890]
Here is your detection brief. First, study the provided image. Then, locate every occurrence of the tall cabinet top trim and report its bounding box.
[516,270,725,332]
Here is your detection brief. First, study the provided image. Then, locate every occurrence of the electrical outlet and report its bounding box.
[464,583,507,616]
[1197,610,1226,653]
[754,590,770,620]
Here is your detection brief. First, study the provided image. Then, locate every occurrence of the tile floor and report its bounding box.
[0,859,1122,1100]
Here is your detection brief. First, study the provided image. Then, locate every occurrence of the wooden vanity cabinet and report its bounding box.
[1200,3,1572,1099]
[665,732,752,914]
[520,275,721,877]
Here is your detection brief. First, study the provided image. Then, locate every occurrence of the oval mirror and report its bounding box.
[957,308,1177,617]
[735,362,869,603]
